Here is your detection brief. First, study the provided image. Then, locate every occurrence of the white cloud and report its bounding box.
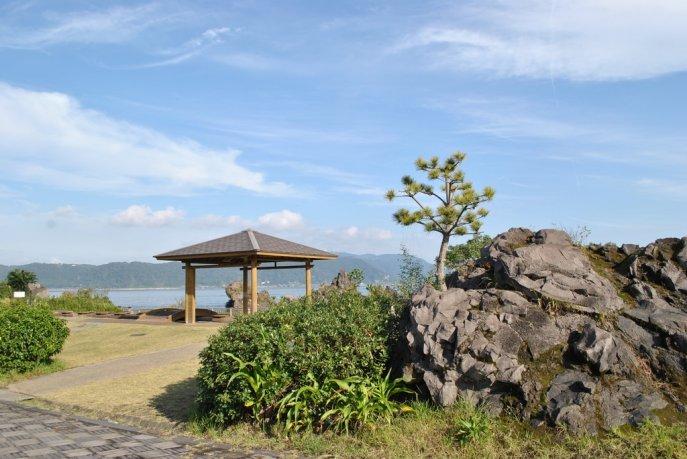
[0,184,18,199]
[257,210,304,230]
[0,82,292,196]
[430,97,589,140]
[111,205,184,227]
[44,204,79,229]
[136,27,235,68]
[0,4,171,48]
[395,0,687,81]
[194,214,246,228]
[344,226,359,237]
[339,226,392,241]
[47,205,77,219]
[637,178,687,199]
[212,53,281,71]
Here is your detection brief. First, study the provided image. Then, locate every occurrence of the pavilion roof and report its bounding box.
[154,229,337,263]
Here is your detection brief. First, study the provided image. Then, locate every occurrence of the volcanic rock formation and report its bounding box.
[405,228,687,434]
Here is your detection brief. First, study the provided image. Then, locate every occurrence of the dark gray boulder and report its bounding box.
[545,370,597,434]
[678,238,687,271]
[599,380,667,430]
[487,228,625,313]
[571,324,638,376]
[621,243,640,256]
[404,227,686,435]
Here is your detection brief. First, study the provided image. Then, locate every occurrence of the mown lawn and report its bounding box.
[32,359,200,431]
[3,318,218,389]
[0,361,65,388]
[59,318,219,367]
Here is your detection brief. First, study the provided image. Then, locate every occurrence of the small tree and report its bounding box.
[386,152,494,290]
[446,234,493,270]
[6,269,37,293]
[348,268,365,287]
[397,245,430,298]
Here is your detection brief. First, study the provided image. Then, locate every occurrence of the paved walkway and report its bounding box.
[8,343,206,397]
[0,401,275,458]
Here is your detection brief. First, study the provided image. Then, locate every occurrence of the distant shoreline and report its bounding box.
[49,285,307,291]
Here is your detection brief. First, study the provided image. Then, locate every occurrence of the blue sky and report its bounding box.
[0,0,686,264]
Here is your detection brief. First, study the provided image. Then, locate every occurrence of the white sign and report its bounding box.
[13,291,26,298]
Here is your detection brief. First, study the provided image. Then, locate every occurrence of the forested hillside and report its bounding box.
[0,253,432,288]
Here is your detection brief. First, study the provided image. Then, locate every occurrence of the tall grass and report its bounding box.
[35,289,121,313]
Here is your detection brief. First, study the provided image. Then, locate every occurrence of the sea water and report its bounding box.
[48,286,309,311]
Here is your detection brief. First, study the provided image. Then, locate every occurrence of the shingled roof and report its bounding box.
[154,229,337,262]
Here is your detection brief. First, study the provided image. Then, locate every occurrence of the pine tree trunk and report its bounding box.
[436,233,450,291]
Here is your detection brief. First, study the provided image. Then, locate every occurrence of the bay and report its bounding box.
[48,286,309,311]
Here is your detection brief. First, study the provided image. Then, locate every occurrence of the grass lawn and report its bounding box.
[0,361,65,388]
[3,318,218,389]
[32,359,200,432]
[59,318,219,368]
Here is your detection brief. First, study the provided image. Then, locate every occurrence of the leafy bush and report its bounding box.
[445,234,492,270]
[222,351,414,434]
[0,304,69,372]
[34,289,121,313]
[317,373,414,433]
[0,282,11,299]
[197,288,404,426]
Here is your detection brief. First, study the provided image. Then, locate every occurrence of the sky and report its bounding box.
[0,0,686,265]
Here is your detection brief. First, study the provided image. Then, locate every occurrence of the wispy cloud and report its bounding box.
[0,82,293,196]
[428,95,687,171]
[429,96,589,140]
[394,0,687,81]
[0,4,175,49]
[135,26,235,68]
[194,214,246,228]
[336,226,393,241]
[212,52,282,71]
[110,207,306,231]
[637,178,687,199]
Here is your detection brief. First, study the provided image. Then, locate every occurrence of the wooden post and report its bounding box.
[250,257,258,314]
[305,260,312,299]
[242,265,249,314]
[184,263,196,324]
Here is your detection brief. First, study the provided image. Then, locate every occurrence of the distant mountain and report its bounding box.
[340,253,434,280]
[0,254,433,289]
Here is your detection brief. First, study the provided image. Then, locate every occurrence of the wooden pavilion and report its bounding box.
[154,229,337,323]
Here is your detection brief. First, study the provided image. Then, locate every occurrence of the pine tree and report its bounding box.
[386,152,494,290]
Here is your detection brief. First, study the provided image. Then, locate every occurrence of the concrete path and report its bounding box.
[9,343,206,397]
[0,401,275,458]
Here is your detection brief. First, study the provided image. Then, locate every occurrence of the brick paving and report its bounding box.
[0,401,277,458]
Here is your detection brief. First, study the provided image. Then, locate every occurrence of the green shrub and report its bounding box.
[0,282,11,299]
[0,304,69,372]
[450,403,491,446]
[197,288,404,426]
[34,289,121,313]
[222,351,414,434]
[317,372,414,434]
